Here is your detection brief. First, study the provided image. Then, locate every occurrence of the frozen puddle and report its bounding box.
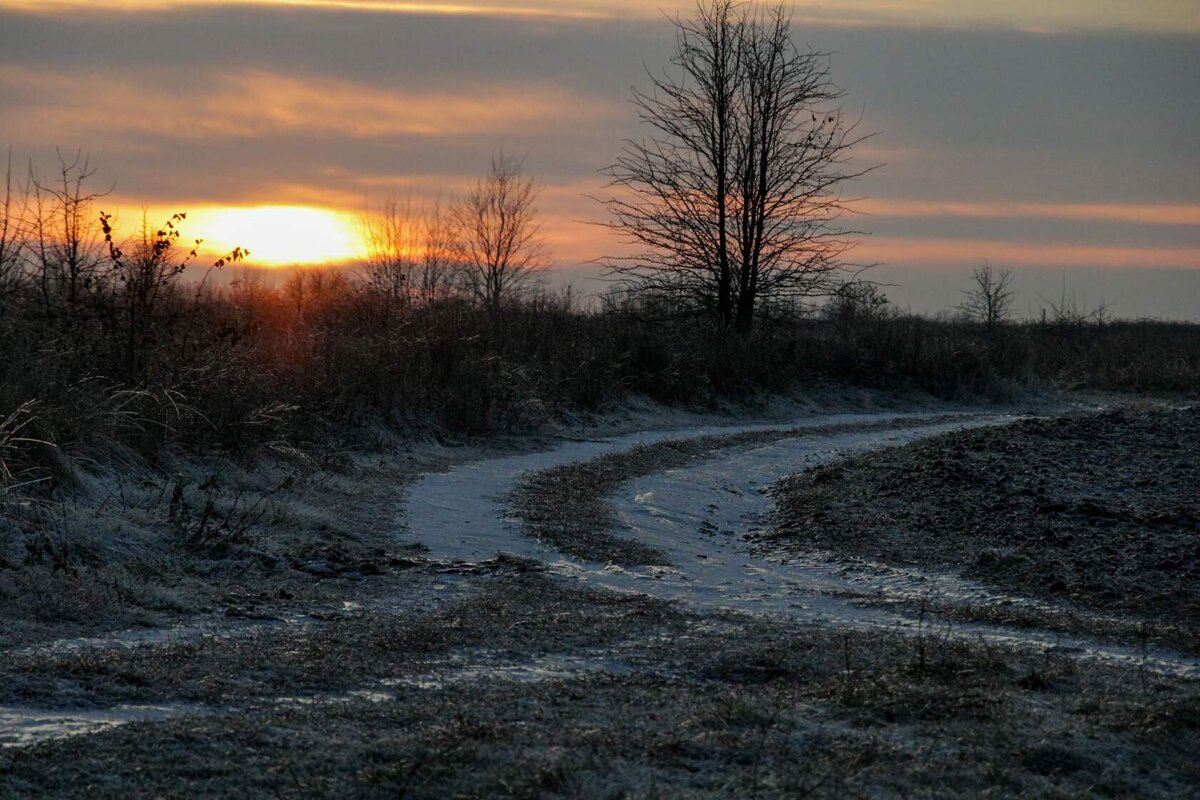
[405,412,1200,678]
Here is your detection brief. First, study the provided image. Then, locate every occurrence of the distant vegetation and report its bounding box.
[0,149,1198,500]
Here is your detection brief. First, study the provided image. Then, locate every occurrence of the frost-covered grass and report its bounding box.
[2,404,1199,797]
[0,431,450,648]
[1,573,1197,798]
[0,390,917,645]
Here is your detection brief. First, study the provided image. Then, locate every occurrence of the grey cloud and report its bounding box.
[0,5,1196,317]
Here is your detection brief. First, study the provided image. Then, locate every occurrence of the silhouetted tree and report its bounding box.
[0,149,25,302]
[360,192,457,313]
[360,191,420,311]
[418,195,455,304]
[601,0,869,331]
[451,152,546,309]
[960,261,1015,338]
[825,279,889,324]
[25,150,107,312]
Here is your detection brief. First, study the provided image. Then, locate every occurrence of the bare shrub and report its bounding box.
[959,261,1015,338]
[451,152,546,309]
[24,149,107,312]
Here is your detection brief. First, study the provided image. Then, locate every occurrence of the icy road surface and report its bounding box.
[403,411,1200,677]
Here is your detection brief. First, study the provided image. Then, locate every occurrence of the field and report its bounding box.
[3,0,1197,793]
[1,208,1198,798]
[1,267,1199,798]
[2,392,1199,797]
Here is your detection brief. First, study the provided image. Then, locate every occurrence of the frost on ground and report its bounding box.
[2,572,1198,798]
[0,432,447,649]
[511,414,975,566]
[2,398,1199,798]
[492,411,1197,675]
[766,406,1200,654]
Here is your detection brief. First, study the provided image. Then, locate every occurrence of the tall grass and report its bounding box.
[3,270,1197,490]
[0,157,1195,496]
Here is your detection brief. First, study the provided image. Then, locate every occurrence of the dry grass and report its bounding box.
[2,574,1197,798]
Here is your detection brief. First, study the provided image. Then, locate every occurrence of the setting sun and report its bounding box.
[188,205,366,267]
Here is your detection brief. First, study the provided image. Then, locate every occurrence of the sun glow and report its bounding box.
[187,206,366,267]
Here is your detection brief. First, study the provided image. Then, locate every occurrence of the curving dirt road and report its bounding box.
[405,410,1200,677]
[4,407,1200,798]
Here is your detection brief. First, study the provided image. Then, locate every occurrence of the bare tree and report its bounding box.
[960,261,1015,337]
[360,191,460,314]
[451,152,546,309]
[824,279,888,324]
[360,191,421,313]
[0,148,26,301]
[25,149,108,311]
[419,195,455,304]
[601,0,870,331]
[284,267,353,323]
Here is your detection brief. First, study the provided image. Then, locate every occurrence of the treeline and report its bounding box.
[0,153,1197,498]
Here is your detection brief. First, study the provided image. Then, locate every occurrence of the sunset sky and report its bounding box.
[1,0,1197,318]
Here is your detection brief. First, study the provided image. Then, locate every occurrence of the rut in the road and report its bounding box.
[404,412,1200,678]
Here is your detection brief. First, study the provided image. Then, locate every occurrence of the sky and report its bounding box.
[1,0,1197,318]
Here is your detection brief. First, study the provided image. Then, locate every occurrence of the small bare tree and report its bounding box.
[0,149,26,302]
[25,150,108,311]
[360,191,421,311]
[419,195,455,304]
[601,0,870,330]
[825,279,888,324]
[960,261,1015,337]
[451,152,546,309]
[360,192,460,315]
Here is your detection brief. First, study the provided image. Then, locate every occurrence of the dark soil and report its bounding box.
[767,407,1200,647]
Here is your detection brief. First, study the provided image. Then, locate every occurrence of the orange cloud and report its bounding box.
[856,237,1200,270]
[858,199,1200,227]
[2,0,612,19]
[1,0,1195,33]
[0,66,612,142]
